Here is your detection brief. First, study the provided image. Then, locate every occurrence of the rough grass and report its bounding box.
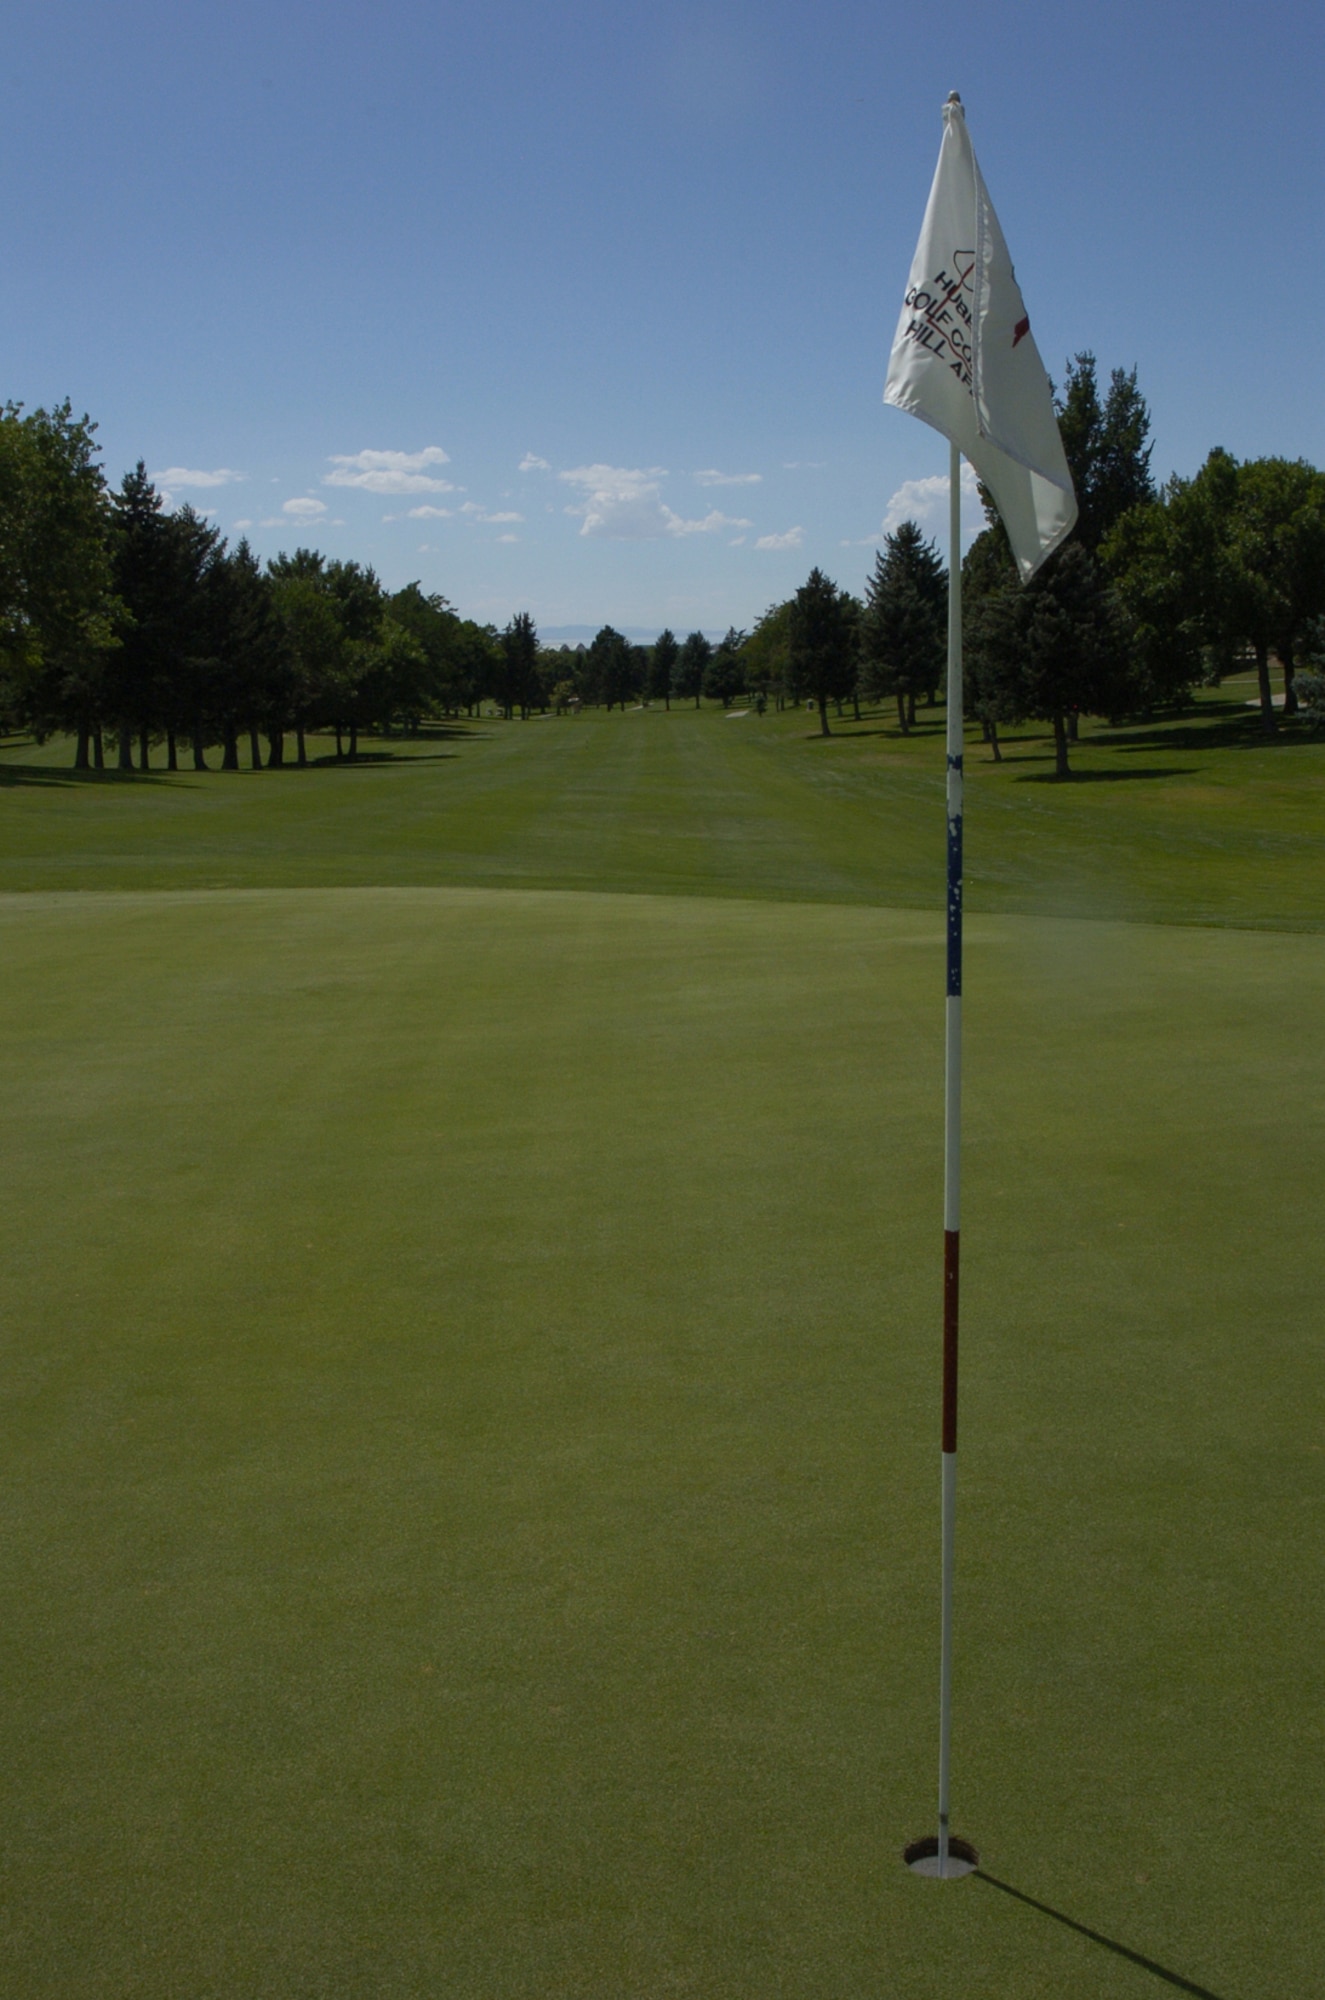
[0,697,1321,1997]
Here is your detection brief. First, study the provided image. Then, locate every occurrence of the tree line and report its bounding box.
[3,365,1324,776]
[744,356,1325,773]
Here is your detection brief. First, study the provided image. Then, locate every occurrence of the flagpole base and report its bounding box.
[903,1835,979,1879]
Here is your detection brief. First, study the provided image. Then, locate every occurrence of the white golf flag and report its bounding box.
[884,96,1076,579]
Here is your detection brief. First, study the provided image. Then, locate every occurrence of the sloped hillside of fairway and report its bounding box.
[0,886,1319,1999]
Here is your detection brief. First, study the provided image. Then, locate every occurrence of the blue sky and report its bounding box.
[5,0,1321,635]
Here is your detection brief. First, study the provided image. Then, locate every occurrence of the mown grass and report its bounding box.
[0,693,1321,1997]
[2,682,1323,928]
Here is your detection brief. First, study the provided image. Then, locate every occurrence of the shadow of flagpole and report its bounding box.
[973,1871,1231,1999]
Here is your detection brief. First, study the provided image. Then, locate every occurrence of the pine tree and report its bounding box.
[964,542,1135,776]
[1056,353,1155,551]
[859,521,946,732]
[673,631,711,708]
[499,611,539,719]
[110,466,220,769]
[648,628,678,707]
[787,569,857,736]
[702,628,748,707]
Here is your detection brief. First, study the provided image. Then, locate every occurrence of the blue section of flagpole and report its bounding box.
[946,774,962,999]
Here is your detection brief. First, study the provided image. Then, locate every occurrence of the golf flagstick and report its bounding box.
[885,94,1076,1881]
[938,438,962,1881]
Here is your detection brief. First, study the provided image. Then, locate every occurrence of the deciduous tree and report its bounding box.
[0,401,119,766]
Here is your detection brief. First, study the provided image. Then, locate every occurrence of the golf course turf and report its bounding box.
[0,698,1321,1996]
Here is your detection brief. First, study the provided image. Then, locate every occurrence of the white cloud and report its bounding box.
[729,535,747,547]
[405,505,454,519]
[232,517,253,529]
[283,496,328,519]
[519,453,551,472]
[694,468,761,487]
[496,533,520,543]
[879,463,981,538]
[754,526,804,551]
[257,505,342,528]
[482,510,523,524]
[324,447,453,495]
[151,466,246,490]
[782,461,825,470]
[559,464,749,540]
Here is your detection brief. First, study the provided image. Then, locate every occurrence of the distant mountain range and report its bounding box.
[538,625,726,649]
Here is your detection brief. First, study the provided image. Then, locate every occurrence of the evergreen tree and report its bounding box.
[787,569,857,736]
[1056,352,1155,551]
[648,628,678,707]
[110,466,220,769]
[702,627,748,707]
[581,625,638,709]
[859,521,946,732]
[201,538,279,769]
[498,611,540,718]
[673,630,711,707]
[964,542,1135,776]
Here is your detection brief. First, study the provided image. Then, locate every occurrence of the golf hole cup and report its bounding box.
[903,1835,979,1878]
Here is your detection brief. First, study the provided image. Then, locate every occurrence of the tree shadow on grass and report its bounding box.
[1103,716,1316,754]
[0,763,180,789]
[1014,765,1197,784]
[379,722,484,742]
[304,749,458,768]
[0,752,459,786]
[974,1871,1230,1999]
[829,725,946,742]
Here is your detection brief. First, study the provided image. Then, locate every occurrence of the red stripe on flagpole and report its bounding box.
[943,1229,959,1453]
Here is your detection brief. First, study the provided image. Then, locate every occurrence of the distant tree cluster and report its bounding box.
[0,409,511,769]
[4,366,1324,774]
[965,354,1325,769]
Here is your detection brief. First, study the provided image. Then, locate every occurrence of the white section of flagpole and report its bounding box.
[937,439,963,1879]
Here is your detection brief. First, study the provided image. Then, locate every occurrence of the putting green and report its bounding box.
[1,885,1319,1997]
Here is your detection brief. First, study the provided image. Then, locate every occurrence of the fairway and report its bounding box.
[0,706,1322,1997]
[3,694,1324,930]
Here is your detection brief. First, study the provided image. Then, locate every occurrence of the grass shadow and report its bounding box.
[832,725,947,742]
[374,722,484,743]
[974,1871,1230,1999]
[1014,766,1197,784]
[0,763,182,789]
[1098,710,1314,755]
[304,750,459,768]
